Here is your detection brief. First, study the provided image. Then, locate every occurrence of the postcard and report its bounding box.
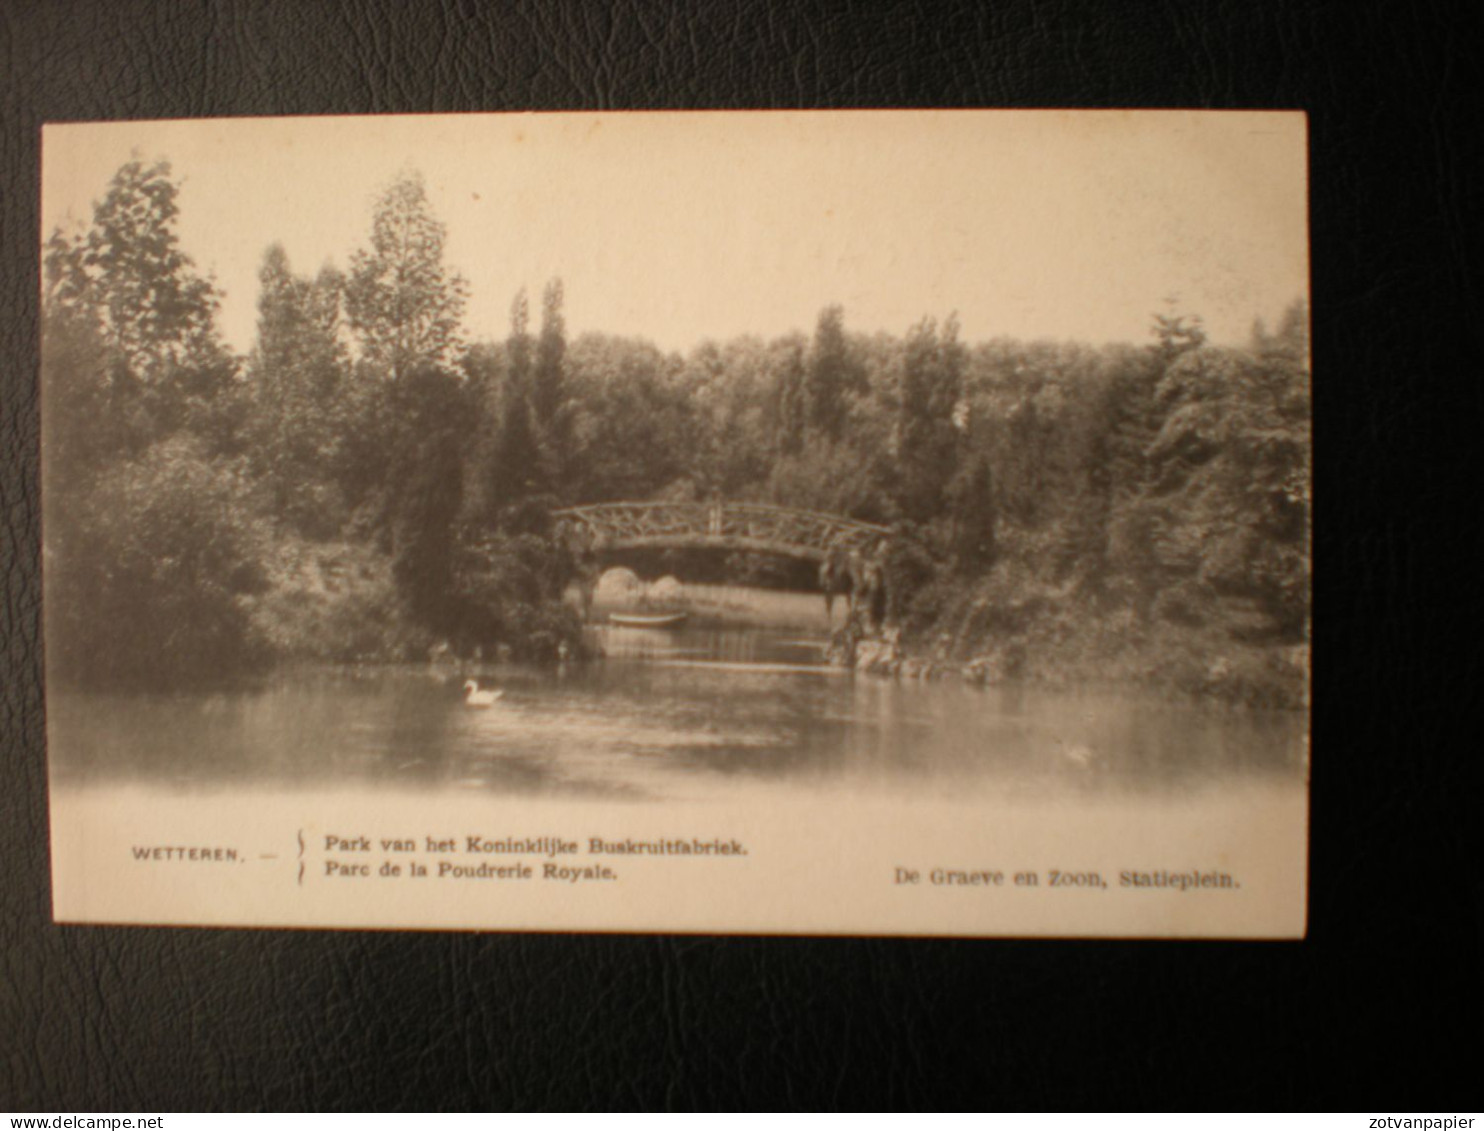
[42,111,1309,936]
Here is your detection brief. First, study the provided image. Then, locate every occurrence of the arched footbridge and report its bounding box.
[552,502,891,563]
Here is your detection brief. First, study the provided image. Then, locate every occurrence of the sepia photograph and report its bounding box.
[41,111,1310,936]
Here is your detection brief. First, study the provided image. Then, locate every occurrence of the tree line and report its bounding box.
[42,159,1310,703]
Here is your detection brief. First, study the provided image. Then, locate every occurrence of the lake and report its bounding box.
[48,621,1308,803]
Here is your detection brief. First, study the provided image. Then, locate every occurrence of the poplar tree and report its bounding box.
[344,170,468,382]
[489,289,541,510]
[532,278,573,497]
[772,336,808,457]
[896,314,966,521]
[807,305,857,441]
[248,244,349,532]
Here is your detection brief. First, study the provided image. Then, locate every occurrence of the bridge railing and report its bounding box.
[552,501,891,559]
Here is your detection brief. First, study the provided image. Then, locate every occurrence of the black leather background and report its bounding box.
[3,0,1478,1111]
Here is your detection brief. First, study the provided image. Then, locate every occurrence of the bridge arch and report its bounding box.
[551,501,891,563]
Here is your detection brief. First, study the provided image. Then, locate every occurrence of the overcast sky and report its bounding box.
[42,111,1308,357]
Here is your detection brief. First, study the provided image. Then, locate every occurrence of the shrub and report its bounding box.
[46,437,270,688]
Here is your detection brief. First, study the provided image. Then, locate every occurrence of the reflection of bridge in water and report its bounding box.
[553,502,891,563]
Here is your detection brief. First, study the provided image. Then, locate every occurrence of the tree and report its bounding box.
[45,159,227,381]
[384,367,470,629]
[807,305,861,440]
[948,454,998,573]
[45,435,269,688]
[1150,298,1207,364]
[769,335,808,457]
[507,287,532,390]
[247,244,351,534]
[1252,298,1310,366]
[1110,327,1311,640]
[1096,306,1215,614]
[344,170,468,381]
[895,314,966,521]
[532,278,573,497]
[673,335,781,500]
[764,438,889,522]
[43,158,236,442]
[41,298,138,500]
[253,245,344,392]
[42,157,266,688]
[564,333,696,503]
[486,290,542,512]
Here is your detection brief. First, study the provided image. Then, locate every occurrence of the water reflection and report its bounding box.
[49,625,1307,801]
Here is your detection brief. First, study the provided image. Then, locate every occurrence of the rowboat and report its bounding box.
[608,611,689,629]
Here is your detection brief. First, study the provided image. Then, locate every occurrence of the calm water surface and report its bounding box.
[50,624,1307,801]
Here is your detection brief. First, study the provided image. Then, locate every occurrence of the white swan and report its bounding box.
[463,680,503,708]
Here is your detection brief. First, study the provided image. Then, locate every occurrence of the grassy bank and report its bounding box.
[909,617,1308,709]
[887,572,1310,710]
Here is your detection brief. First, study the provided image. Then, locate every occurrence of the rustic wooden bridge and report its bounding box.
[552,501,892,563]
